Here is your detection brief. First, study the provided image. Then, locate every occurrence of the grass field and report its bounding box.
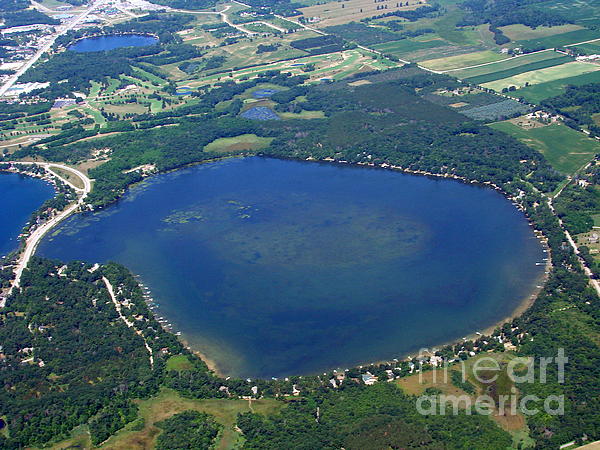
[499,24,585,41]
[516,28,600,49]
[507,70,600,104]
[97,389,284,450]
[452,50,562,79]
[489,121,600,174]
[165,354,195,371]
[462,55,573,85]
[204,134,274,153]
[481,61,600,92]
[372,36,447,56]
[419,50,508,71]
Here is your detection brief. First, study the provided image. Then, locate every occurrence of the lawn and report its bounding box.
[419,50,508,71]
[489,121,600,175]
[93,389,284,450]
[165,354,195,371]
[507,70,600,104]
[204,134,274,153]
[452,49,561,79]
[481,61,600,92]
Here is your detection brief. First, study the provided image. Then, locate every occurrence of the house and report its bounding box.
[361,372,377,385]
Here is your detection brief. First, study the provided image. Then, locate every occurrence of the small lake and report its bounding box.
[68,34,158,52]
[38,158,546,378]
[0,172,54,257]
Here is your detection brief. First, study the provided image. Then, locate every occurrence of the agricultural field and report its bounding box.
[489,120,600,175]
[481,61,600,92]
[461,55,573,85]
[298,0,426,28]
[569,40,600,55]
[372,35,447,58]
[452,50,565,79]
[460,99,530,122]
[498,24,586,42]
[515,29,600,50]
[546,0,600,28]
[507,70,600,104]
[419,50,508,71]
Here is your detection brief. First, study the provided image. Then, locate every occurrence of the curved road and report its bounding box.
[3,162,91,301]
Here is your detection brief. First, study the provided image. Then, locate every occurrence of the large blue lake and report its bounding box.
[68,34,158,52]
[0,172,54,257]
[39,158,545,378]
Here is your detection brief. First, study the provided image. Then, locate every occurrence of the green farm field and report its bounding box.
[452,50,562,79]
[569,41,600,55]
[499,24,585,41]
[419,50,508,71]
[516,29,600,50]
[481,61,600,92]
[489,121,599,175]
[507,70,600,104]
[462,55,573,85]
[372,37,447,57]
[452,50,558,80]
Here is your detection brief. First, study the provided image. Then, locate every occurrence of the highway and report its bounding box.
[0,0,108,97]
[2,162,91,304]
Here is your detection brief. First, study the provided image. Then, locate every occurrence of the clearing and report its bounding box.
[489,121,600,175]
[100,389,284,450]
[204,134,274,153]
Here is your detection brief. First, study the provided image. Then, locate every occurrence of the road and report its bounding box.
[3,162,91,302]
[547,188,600,297]
[103,276,154,368]
[0,0,108,97]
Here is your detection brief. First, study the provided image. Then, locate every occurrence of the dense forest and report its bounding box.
[460,0,570,28]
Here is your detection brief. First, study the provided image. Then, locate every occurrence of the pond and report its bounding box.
[38,157,546,378]
[0,172,54,257]
[68,34,158,52]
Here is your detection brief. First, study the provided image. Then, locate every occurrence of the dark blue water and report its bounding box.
[0,172,54,257]
[38,158,545,378]
[68,34,158,52]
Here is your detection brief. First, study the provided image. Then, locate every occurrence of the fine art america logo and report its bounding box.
[414,348,567,417]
